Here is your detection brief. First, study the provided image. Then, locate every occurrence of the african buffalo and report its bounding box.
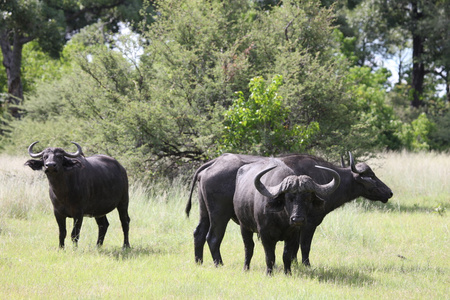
[186,152,393,266]
[234,159,340,275]
[25,141,130,249]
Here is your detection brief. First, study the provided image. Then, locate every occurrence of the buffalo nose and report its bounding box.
[290,216,305,226]
[45,162,56,170]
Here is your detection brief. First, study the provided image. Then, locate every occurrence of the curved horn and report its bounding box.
[28,141,45,158]
[254,165,285,198]
[340,155,346,168]
[309,165,341,197]
[63,142,83,158]
[348,151,360,174]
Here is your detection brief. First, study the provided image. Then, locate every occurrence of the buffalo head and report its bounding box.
[254,165,340,226]
[348,152,393,203]
[25,141,83,174]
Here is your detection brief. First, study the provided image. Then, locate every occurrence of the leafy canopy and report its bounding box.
[221,75,319,155]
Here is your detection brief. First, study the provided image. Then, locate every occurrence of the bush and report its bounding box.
[221,75,319,155]
[429,110,450,150]
[396,113,436,151]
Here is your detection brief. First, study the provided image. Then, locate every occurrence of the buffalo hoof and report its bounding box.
[302,259,311,267]
[195,257,203,265]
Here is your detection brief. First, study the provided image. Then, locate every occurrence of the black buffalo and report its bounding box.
[25,141,130,249]
[234,159,340,275]
[186,152,393,266]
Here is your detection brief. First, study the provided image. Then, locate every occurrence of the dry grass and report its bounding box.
[0,155,51,219]
[370,151,449,212]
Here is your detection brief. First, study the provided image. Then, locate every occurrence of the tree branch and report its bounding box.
[284,19,294,42]
[64,0,126,24]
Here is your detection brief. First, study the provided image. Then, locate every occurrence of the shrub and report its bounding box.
[221,75,319,155]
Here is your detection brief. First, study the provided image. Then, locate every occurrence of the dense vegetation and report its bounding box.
[1,0,449,179]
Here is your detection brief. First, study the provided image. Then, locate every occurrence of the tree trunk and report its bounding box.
[410,1,425,108]
[397,51,403,85]
[0,29,25,119]
[411,34,425,107]
[446,77,450,104]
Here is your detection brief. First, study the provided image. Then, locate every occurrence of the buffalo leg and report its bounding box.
[299,223,318,267]
[117,202,131,249]
[283,237,299,275]
[289,231,301,264]
[95,216,109,246]
[54,212,67,249]
[194,217,209,264]
[261,235,277,275]
[71,216,84,246]
[206,216,231,266]
[193,196,209,264]
[240,227,254,271]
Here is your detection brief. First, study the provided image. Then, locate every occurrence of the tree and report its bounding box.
[8,0,416,178]
[350,0,450,107]
[423,1,450,103]
[221,75,320,155]
[0,0,152,118]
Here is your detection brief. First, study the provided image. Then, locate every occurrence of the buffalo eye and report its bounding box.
[283,194,293,203]
[361,175,375,181]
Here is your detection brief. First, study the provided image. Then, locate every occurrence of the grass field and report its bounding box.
[0,152,449,299]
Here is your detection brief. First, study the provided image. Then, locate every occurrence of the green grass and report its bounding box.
[0,152,449,299]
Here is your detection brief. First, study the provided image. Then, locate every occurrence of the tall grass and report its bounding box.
[0,155,51,219]
[0,152,448,299]
[370,151,449,212]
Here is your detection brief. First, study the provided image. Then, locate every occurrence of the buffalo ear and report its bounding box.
[63,157,81,170]
[312,195,325,208]
[354,174,374,189]
[25,160,44,171]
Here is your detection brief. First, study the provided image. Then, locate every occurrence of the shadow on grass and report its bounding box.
[357,199,446,214]
[378,262,447,275]
[380,202,447,214]
[98,245,167,261]
[292,264,375,286]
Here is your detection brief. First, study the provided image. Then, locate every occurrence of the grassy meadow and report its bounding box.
[0,152,449,299]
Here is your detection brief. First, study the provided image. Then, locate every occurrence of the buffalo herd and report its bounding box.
[186,152,393,272]
[24,142,393,275]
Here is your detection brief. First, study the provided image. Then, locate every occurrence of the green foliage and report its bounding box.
[21,41,71,93]
[0,0,152,56]
[344,66,439,152]
[221,75,319,155]
[396,113,436,151]
[429,110,450,150]
[1,0,65,58]
[346,66,401,150]
[344,0,450,107]
[334,29,359,65]
[244,0,367,156]
[4,0,449,180]
[0,0,386,178]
